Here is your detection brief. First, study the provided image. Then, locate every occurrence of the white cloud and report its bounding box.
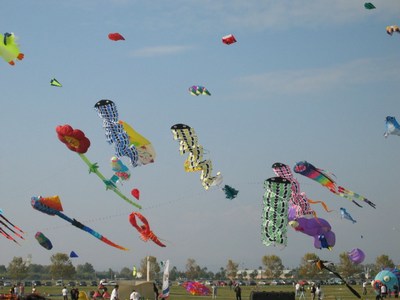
[130,45,192,57]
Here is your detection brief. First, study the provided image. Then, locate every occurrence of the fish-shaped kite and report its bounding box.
[293,161,376,209]
[31,195,128,251]
[340,207,357,224]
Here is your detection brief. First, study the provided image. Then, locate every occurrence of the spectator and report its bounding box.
[298,284,306,300]
[234,284,241,300]
[62,286,69,300]
[310,283,316,300]
[129,289,140,300]
[316,284,323,300]
[363,281,368,295]
[110,285,119,300]
[212,284,218,299]
[102,287,110,300]
[153,282,159,300]
[393,285,399,298]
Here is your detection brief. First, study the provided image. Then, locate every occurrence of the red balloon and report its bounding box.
[108,33,125,41]
[131,189,140,200]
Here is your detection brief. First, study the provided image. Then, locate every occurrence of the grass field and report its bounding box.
[0,284,375,300]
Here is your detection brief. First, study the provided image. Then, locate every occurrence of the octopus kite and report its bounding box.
[0,210,25,245]
[31,195,128,251]
[293,161,376,209]
[261,177,291,247]
[0,32,24,65]
[129,212,165,247]
[56,124,141,208]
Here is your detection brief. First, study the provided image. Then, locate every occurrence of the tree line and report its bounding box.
[0,252,396,282]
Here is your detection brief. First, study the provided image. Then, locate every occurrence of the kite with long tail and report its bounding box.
[293,161,375,209]
[0,210,25,244]
[309,259,361,298]
[56,124,141,209]
[31,195,128,251]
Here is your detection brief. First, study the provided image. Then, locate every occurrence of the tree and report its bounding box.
[375,255,395,271]
[337,252,362,278]
[139,256,160,280]
[119,267,133,279]
[226,260,238,279]
[262,255,284,278]
[49,253,76,279]
[76,263,96,280]
[185,258,198,280]
[297,253,320,279]
[7,257,28,280]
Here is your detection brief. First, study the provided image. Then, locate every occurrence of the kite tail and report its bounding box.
[337,186,376,209]
[0,221,24,240]
[307,199,334,213]
[0,215,25,233]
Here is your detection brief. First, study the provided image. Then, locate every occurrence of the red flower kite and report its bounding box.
[56,125,90,154]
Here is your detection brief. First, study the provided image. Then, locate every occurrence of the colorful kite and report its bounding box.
[171,123,222,190]
[129,212,166,247]
[56,124,141,209]
[35,232,53,250]
[384,116,400,138]
[340,207,357,224]
[348,248,365,264]
[110,156,131,182]
[386,25,400,35]
[364,2,376,9]
[70,251,79,258]
[31,195,128,251]
[182,281,210,296]
[94,100,140,167]
[261,177,291,247]
[0,210,25,245]
[309,259,361,298]
[222,34,237,45]
[50,78,62,87]
[108,33,125,41]
[119,120,156,165]
[293,161,376,209]
[188,86,211,96]
[0,32,24,65]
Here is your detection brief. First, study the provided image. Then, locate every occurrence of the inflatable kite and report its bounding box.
[56,124,141,209]
[347,248,365,264]
[386,25,400,35]
[188,86,211,96]
[171,123,222,190]
[108,33,125,41]
[182,281,210,296]
[0,32,24,65]
[70,251,79,258]
[31,195,128,251]
[384,116,400,138]
[340,207,356,224]
[0,210,25,245]
[373,268,400,294]
[222,34,237,45]
[364,2,376,9]
[309,259,361,298]
[293,161,376,208]
[261,177,291,247]
[50,78,62,87]
[129,212,166,247]
[94,100,140,167]
[119,120,156,165]
[35,232,53,250]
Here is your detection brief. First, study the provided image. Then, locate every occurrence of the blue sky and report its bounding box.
[1,0,400,273]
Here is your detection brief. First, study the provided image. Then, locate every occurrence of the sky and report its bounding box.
[1,0,400,274]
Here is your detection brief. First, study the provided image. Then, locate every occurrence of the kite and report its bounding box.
[132,266,137,277]
[108,33,125,41]
[373,268,400,293]
[50,78,62,87]
[364,2,376,9]
[340,207,356,224]
[182,281,210,296]
[70,251,79,258]
[131,189,140,200]
[222,34,237,45]
[386,25,400,35]
[188,86,211,96]
[261,177,291,247]
[35,232,53,250]
[129,212,166,247]
[293,161,376,209]
[347,248,365,264]
[119,120,156,165]
[94,100,140,167]
[110,156,131,182]
[171,123,222,190]
[222,185,239,200]
[0,32,24,65]
[0,210,25,245]
[31,195,128,251]
[56,124,141,209]
[384,116,400,138]
[309,259,361,298]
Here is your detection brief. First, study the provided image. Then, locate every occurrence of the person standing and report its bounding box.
[295,282,300,297]
[316,284,323,300]
[393,285,399,298]
[212,284,218,299]
[310,283,316,300]
[111,285,119,300]
[234,284,241,300]
[62,286,69,300]
[298,284,306,300]
[363,281,368,295]
[153,283,159,300]
[129,289,140,300]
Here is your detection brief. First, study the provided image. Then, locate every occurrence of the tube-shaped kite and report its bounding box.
[129,212,165,247]
[35,232,53,250]
[348,248,365,264]
[31,196,128,251]
[56,124,141,209]
[293,161,376,209]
